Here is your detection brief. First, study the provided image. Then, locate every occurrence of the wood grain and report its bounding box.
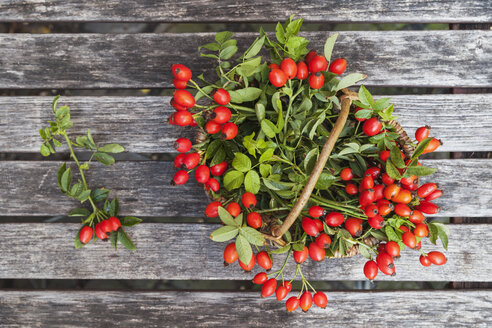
[0,223,489,281]
[0,0,490,23]
[1,94,491,153]
[0,290,491,327]
[0,31,490,89]
[1,159,490,217]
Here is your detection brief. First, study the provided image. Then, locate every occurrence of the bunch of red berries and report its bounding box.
[79,216,122,243]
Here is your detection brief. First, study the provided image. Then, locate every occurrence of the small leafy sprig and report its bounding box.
[39,96,141,250]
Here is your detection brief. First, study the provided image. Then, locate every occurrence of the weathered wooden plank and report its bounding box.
[0,159,490,217]
[0,31,490,89]
[1,94,492,153]
[0,290,491,327]
[0,223,489,280]
[0,0,490,23]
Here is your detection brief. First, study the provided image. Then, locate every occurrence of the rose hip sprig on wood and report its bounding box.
[39,96,142,250]
[168,15,448,312]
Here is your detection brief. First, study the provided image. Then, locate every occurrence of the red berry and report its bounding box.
[361,176,374,190]
[302,217,320,237]
[296,61,309,80]
[364,260,379,280]
[174,153,186,168]
[268,63,279,70]
[205,120,222,134]
[399,225,409,233]
[402,231,417,248]
[329,58,347,75]
[325,212,345,227]
[223,243,238,264]
[256,251,273,270]
[241,192,257,208]
[276,286,289,301]
[280,58,297,79]
[363,117,383,136]
[172,170,189,185]
[359,189,375,207]
[385,241,400,258]
[422,138,442,154]
[174,111,193,126]
[261,278,277,298]
[309,205,325,218]
[286,297,300,312]
[173,89,195,108]
[378,204,393,217]
[427,251,447,265]
[247,212,262,229]
[205,178,220,192]
[238,253,255,272]
[293,246,309,264]
[308,55,328,73]
[183,152,200,170]
[392,189,413,204]
[171,99,188,111]
[94,223,108,240]
[379,150,390,161]
[205,201,222,218]
[79,226,93,244]
[195,165,210,184]
[313,291,328,308]
[172,64,192,81]
[313,219,323,232]
[384,184,401,200]
[108,217,121,231]
[99,221,113,234]
[213,88,231,105]
[340,168,353,181]
[425,189,443,202]
[345,183,358,195]
[210,161,228,176]
[253,272,268,284]
[305,51,317,64]
[417,183,438,199]
[400,175,417,186]
[416,201,439,214]
[420,254,432,267]
[382,173,394,185]
[354,107,368,122]
[309,242,325,261]
[413,223,429,237]
[373,184,384,201]
[269,68,288,87]
[221,122,238,140]
[315,233,332,248]
[376,252,395,276]
[345,218,363,237]
[212,106,231,124]
[282,281,293,292]
[308,72,324,89]
[415,126,430,142]
[364,204,379,218]
[395,203,411,217]
[173,78,188,89]
[368,214,385,229]
[226,202,241,217]
[300,291,313,312]
[409,209,426,224]
[365,167,381,179]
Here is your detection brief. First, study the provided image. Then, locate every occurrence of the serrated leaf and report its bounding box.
[40,144,50,156]
[429,223,439,245]
[109,198,119,217]
[215,31,233,44]
[118,229,136,251]
[336,73,366,91]
[210,225,239,242]
[315,172,335,190]
[259,164,272,178]
[234,213,243,226]
[385,226,399,242]
[120,216,142,227]
[292,243,305,252]
[229,87,262,104]
[223,170,245,191]
[244,36,265,59]
[240,227,265,246]
[198,42,220,51]
[259,148,274,163]
[235,234,252,264]
[304,148,318,172]
[390,145,406,169]
[261,120,277,138]
[370,230,388,241]
[244,170,260,194]
[412,137,433,159]
[372,98,391,112]
[218,206,237,226]
[77,190,91,202]
[69,208,91,217]
[219,45,238,60]
[110,231,118,249]
[94,152,115,165]
[262,178,294,191]
[275,22,285,43]
[232,153,251,172]
[358,243,372,259]
[91,188,110,202]
[61,168,72,192]
[355,109,372,119]
[270,244,291,254]
[324,33,338,63]
[98,143,125,153]
[385,160,402,180]
[405,166,437,177]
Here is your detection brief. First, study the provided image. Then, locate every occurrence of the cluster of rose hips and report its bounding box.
[170,64,238,188]
[78,216,122,244]
[268,50,347,89]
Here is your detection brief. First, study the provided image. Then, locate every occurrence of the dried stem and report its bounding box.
[270,95,353,239]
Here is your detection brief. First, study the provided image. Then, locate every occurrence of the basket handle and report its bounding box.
[262,90,357,245]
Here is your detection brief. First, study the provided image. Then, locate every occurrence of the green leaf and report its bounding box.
[215,31,233,44]
[240,227,265,246]
[118,229,136,251]
[358,243,372,259]
[315,172,335,190]
[77,190,91,202]
[61,168,72,192]
[385,160,402,180]
[219,45,238,60]
[210,147,226,167]
[56,163,67,189]
[39,129,47,140]
[336,73,366,91]
[223,170,245,191]
[52,139,62,147]
[259,164,271,178]
[261,120,277,138]
[52,95,60,112]
[229,87,262,104]
[259,148,274,163]
[255,103,266,122]
[385,226,399,242]
[40,144,50,156]
[372,98,391,112]
[234,213,243,226]
[390,145,406,169]
[210,227,239,243]
[94,152,115,165]
[244,170,260,194]
[370,230,388,241]
[262,178,294,191]
[110,231,118,250]
[120,216,142,227]
[405,166,438,177]
[237,57,261,77]
[323,33,338,63]
[275,22,285,43]
[244,36,265,59]
[232,153,252,172]
[91,188,110,202]
[69,208,91,217]
[235,234,253,264]
[304,148,318,173]
[428,223,438,245]
[69,182,83,197]
[109,198,119,217]
[217,206,237,226]
[412,137,433,159]
[430,222,449,250]
[358,85,373,106]
[98,143,125,153]
[292,243,305,252]
[74,227,87,249]
[270,244,291,254]
[198,42,220,51]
